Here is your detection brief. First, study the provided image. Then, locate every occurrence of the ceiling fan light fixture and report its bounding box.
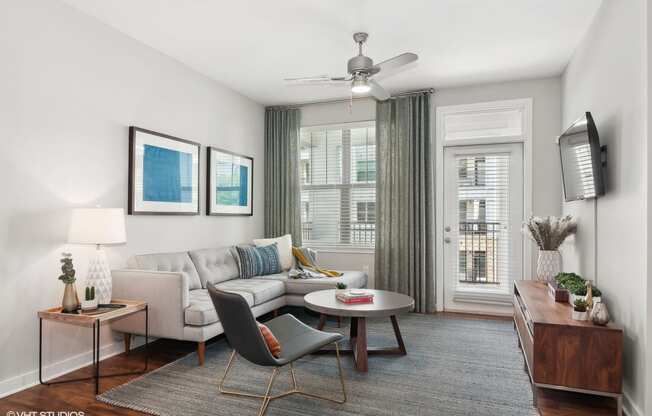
[351,77,371,94]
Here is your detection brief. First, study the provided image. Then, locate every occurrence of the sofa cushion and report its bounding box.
[185,289,254,326]
[253,234,293,271]
[188,247,239,288]
[259,270,368,295]
[215,279,285,306]
[128,252,202,290]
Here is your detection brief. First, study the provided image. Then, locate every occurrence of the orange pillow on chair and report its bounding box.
[257,322,282,358]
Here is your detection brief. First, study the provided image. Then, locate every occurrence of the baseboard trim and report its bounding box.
[0,335,149,399]
[623,390,642,416]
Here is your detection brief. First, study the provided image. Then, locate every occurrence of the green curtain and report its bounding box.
[375,93,435,313]
[264,107,302,245]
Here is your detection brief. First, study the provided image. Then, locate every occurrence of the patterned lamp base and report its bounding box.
[536,250,561,282]
[87,247,112,304]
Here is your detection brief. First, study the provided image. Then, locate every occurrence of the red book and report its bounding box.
[336,294,374,304]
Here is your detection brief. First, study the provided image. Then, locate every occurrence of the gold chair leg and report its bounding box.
[218,343,347,414]
[258,368,278,416]
[292,342,347,404]
[289,362,298,390]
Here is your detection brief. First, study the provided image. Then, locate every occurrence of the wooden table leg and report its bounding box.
[390,315,407,355]
[317,314,327,331]
[350,316,358,338]
[353,317,368,372]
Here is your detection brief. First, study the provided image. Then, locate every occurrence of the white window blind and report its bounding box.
[452,153,513,293]
[300,122,376,249]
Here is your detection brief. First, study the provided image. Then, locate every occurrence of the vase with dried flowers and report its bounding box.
[523,215,577,282]
[59,252,80,312]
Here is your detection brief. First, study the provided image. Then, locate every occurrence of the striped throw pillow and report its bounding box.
[235,243,282,278]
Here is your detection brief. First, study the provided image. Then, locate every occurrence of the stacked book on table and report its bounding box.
[336,289,374,304]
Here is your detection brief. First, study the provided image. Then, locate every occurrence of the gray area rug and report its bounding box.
[98,312,538,416]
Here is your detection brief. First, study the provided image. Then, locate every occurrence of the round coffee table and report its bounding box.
[304,289,414,372]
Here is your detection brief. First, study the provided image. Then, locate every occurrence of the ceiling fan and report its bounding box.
[284,32,418,101]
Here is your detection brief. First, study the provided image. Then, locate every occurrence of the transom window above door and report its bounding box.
[300,122,376,250]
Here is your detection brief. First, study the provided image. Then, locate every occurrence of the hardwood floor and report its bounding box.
[0,312,619,416]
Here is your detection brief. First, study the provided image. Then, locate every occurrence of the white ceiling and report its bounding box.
[63,0,602,105]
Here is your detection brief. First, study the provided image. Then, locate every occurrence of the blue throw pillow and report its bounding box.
[235,243,282,278]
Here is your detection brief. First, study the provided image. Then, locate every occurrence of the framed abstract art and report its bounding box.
[207,147,253,216]
[128,127,200,215]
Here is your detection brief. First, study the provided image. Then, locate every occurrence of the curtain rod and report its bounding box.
[266,87,435,110]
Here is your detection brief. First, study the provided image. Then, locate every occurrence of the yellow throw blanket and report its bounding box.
[292,246,342,277]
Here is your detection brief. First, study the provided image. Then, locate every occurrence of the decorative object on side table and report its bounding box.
[206,147,254,216]
[58,252,79,313]
[554,272,602,304]
[571,298,589,321]
[546,280,569,302]
[523,215,577,282]
[68,208,127,305]
[81,286,98,311]
[128,126,201,215]
[335,282,347,295]
[591,300,611,325]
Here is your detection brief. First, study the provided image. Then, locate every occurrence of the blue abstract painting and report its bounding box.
[143,144,193,203]
[216,161,248,206]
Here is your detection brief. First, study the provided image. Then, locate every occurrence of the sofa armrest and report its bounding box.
[110,269,190,340]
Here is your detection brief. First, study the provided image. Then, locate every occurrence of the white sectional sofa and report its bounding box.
[110,246,367,364]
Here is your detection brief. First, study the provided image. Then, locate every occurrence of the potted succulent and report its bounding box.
[555,272,602,305]
[81,286,98,311]
[335,282,348,295]
[572,298,589,321]
[523,215,577,282]
[59,253,80,313]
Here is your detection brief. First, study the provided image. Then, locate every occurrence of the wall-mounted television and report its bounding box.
[558,111,605,202]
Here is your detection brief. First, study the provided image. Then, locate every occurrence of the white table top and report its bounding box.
[304,289,415,317]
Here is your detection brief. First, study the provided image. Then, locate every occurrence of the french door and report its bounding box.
[443,143,524,313]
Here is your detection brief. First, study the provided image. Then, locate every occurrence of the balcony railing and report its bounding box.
[458,221,500,284]
[348,222,375,246]
[302,223,313,241]
[300,222,375,247]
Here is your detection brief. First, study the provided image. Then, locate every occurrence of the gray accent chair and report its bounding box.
[110,246,367,365]
[207,284,346,416]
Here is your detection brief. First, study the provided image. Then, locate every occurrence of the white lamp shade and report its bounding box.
[68,208,127,245]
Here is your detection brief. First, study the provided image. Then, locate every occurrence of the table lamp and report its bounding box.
[68,208,127,305]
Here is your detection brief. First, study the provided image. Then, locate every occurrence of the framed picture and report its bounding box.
[207,147,254,216]
[128,127,200,215]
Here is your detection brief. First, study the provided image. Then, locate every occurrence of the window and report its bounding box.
[356,160,376,182]
[458,157,486,186]
[356,201,375,223]
[300,122,376,249]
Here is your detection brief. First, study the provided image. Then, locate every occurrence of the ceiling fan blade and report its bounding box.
[284,75,350,85]
[369,79,390,101]
[373,52,418,74]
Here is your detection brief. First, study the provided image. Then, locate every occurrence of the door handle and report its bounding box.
[444,237,451,244]
[445,226,451,232]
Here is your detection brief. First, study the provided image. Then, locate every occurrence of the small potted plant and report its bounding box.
[82,286,98,311]
[572,298,589,321]
[335,282,347,295]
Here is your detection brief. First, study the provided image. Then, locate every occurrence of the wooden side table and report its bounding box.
[38,299,148,394]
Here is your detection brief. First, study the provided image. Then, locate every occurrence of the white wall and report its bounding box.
[0,0,264,397]
[561,1,647,415]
